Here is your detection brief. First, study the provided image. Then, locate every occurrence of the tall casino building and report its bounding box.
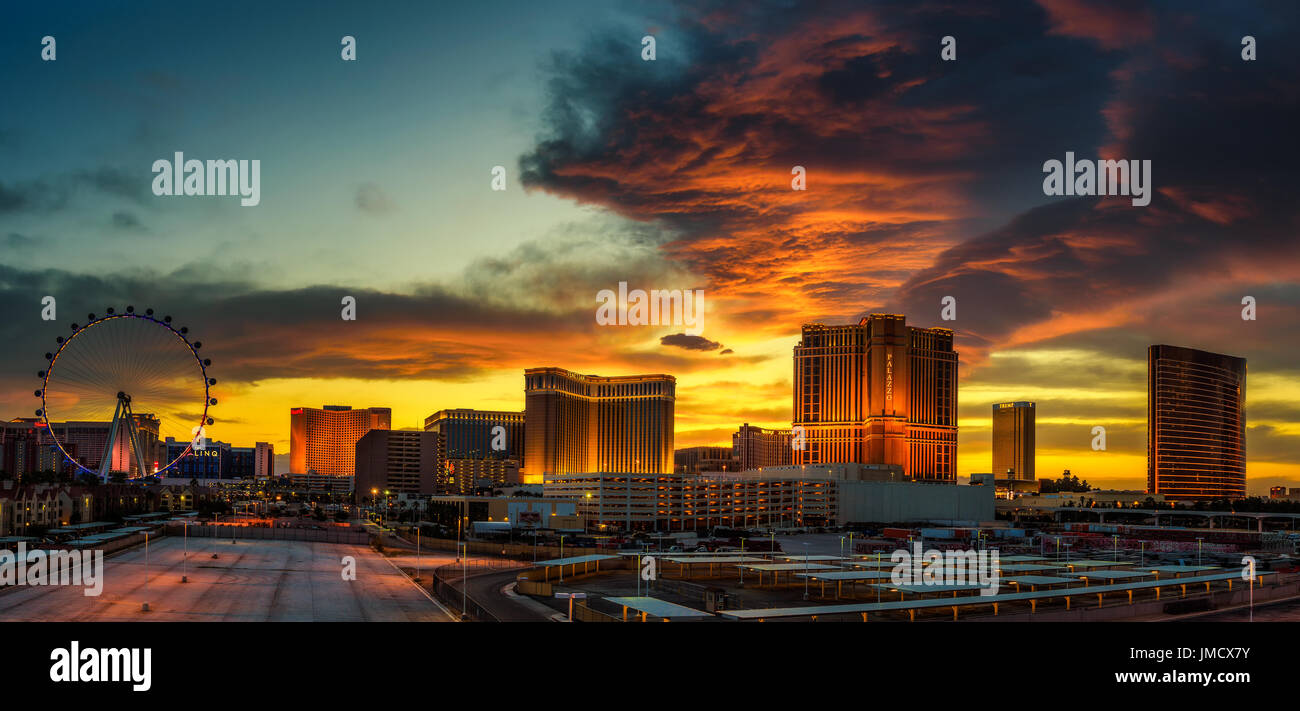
[289,405,392,478]
[992,401,1036,482]
[1148,345,1246,501]
[792,314,957,483]
[522,368,674,484]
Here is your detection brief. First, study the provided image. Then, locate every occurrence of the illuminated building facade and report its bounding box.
[793,314,957,482]
[444,457,521,493]
[1,419,64,476]
[543,468,989,532]
[523,368,675,484]
[2,418,161,477]
[289,405,391,478]
[732,423,791,471]
[163,437,231,479]
[991,401,1035,481]
[1148,345,1246,501]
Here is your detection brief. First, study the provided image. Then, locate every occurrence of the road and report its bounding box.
[1172,595,1300,622]
[458,567,555,621]
[0,536,456,622]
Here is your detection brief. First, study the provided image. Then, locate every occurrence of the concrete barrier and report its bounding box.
[164,524,368,545]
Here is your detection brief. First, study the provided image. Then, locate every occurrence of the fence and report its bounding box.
[163,524,368,545]
[571,602,618,623]
[431,563,500,622]
[516,579,553,597]
[391,531,628,566]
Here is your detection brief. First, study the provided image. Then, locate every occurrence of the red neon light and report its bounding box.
[290,408,303,415]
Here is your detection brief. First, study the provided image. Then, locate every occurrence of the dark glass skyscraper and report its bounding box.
[1148,345,1246,501]
[793,314,957,482]
[423,409,524,461]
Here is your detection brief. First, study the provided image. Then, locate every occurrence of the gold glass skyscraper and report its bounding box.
[1148,345,1246,501]
[992,401,1035,481]
[522,367,675,483]
[793,314,957,482]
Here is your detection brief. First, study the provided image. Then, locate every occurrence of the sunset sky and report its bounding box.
[2,0,1297,492]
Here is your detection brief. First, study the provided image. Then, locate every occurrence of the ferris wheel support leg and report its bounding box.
[99,398,125,482]
[123,400,148,479]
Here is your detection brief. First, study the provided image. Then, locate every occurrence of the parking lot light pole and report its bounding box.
[802,542,811,601]
[739,538,745,587]
[876,550,881,603]
[142,532,150,612]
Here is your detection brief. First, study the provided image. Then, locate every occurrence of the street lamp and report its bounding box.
[739,538,746,587]
[459,540,468,621]
[181,521,190,583]
[801,542,811,601]
[142,531,150,612]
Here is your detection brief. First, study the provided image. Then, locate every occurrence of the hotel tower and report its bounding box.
[792,314,958,482]
[289,405,392,478]
[992,401,1036,482]
[522,368,675,483]
[1148,345,1246,501]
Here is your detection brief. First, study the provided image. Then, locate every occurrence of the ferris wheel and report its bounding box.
[35,306,217,480]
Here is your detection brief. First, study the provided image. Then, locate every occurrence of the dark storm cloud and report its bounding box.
[520,0,1121,219]
[0,259,765,403]
[891,1,1300,364]
[512,0,1152,343]
[0,264,589,386]
[660,333,722,351]
[516,0,1299,375]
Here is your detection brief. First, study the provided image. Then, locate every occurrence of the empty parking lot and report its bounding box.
[0,536,456,622]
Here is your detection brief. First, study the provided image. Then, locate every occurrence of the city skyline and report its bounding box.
[2,331,1281,497]
[1,0,1297,495]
